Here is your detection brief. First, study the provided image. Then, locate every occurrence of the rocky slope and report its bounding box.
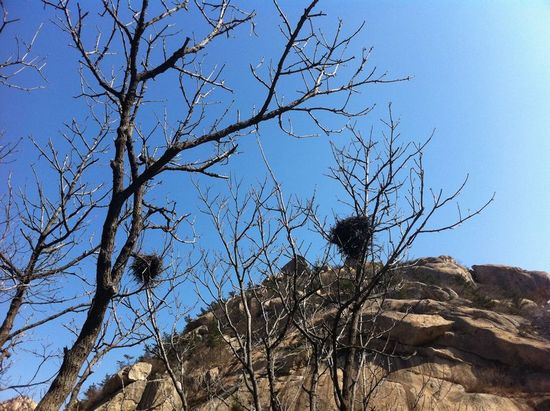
[6,257,549,410]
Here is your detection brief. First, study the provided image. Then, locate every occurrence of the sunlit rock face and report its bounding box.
[402,255,477,289]
[63,257,550,410]
[0,397,37,410]
[471,264,550,303]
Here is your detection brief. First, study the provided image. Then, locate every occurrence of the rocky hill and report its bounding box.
[5,257,550,410]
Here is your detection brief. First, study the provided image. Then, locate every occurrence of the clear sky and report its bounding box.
[1,0,549,400]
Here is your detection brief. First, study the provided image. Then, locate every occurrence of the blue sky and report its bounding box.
[1,0,549,400]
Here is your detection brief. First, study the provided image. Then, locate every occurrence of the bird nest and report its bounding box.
[329,215,373,260]
[130,253,164,287]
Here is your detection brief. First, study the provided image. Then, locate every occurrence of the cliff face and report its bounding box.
[8,257,548,411]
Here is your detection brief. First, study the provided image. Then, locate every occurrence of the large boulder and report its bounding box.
[76,258,550,411]
[471,264,550,303]
[439,315,550,372]
[401,256,475,291]
[375,370,528,411]
[101,362,152,398]
[388,281,457,301]
[94,381,148,411]
[281,255,309,276]
[377,311,454,346]
[136,378,183,411]
[82,362,152,411]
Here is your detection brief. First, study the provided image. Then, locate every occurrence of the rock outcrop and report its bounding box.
[471,264,550,303]
[378,311,454,346]
[0,396,36,410]
[73,257,550,410]
[79,362,153,411]
[404,256,476,288]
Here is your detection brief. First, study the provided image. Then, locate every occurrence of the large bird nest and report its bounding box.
[329,215,373,261]
[130,253,164,287]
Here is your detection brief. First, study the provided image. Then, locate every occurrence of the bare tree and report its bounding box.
[0,2,94,393]
[192,179,304,411]
[139,253,197,411]
[0,117,107,386]
[301,106,493,410]
[33,0,396,408]
[194,108,493,411]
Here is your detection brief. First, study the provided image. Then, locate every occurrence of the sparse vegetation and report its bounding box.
[462,285,496,309]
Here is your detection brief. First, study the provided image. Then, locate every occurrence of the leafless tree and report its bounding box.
[192,178,307,411]
[0,115,108,386]
[208,107,493,411]
[0,3,101,393]
[301,106,494,411]
[138,252,197,411]
[31,0,401,408]
[192,109,492,411]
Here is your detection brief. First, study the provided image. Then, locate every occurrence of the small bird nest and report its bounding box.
[130,253,164,287]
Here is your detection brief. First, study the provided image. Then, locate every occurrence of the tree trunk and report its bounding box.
[340,305,362,411]
[0,281,27,348]
[265,345,281,411]
[307,347,320,411]
[35,290,111,411]
[35,107,139,409]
